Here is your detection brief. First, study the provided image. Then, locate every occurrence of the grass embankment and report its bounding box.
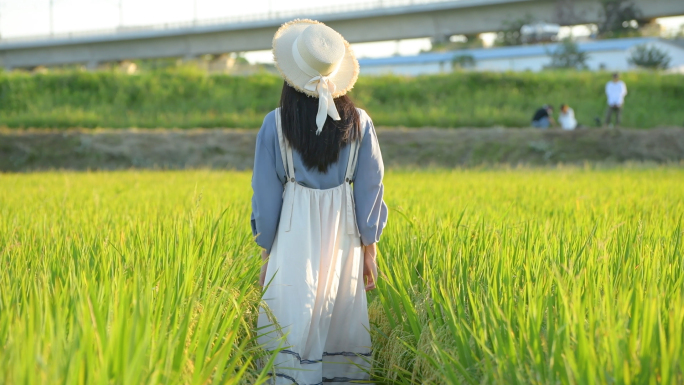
[3,128,684,172]
[0,69,682,129]
[1,169,683,383]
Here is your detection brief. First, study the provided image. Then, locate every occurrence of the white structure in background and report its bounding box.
[358,37,684,75]
[520,22,561,44]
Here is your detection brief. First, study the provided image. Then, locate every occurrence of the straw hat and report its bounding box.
[272,19,359,134]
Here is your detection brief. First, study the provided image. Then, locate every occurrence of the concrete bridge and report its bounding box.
[1,0,682,70]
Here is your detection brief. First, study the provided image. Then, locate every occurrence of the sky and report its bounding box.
[1,0,683,63]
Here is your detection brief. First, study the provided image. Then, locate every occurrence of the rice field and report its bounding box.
[1,168,683,384]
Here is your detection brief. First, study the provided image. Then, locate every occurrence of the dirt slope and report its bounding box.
[2,128,683,172]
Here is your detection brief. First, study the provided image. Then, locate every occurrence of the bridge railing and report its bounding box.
[0,0,453,43]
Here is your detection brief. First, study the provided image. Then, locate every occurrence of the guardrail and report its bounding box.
[0,0,453,43]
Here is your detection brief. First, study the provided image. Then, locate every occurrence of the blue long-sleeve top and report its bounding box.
[251,108,388,253]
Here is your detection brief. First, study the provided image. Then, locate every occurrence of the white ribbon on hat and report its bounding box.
[292,37,342,135]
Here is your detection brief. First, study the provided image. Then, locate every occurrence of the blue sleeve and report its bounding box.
[251,112,284,253]
[353,112,388,246]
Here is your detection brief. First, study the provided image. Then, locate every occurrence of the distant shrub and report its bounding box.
[451,55,476,69]
[546,39,589,70]
[628,44,671,69]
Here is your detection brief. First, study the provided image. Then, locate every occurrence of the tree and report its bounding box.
[451,54,476,70]
[597,0,643,38]
[429,34,483,52]
[555,0,582,26]
[495,14,535,46]
[628,44,671,69]
[546,38,589,70]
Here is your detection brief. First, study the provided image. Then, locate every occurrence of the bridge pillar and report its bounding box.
[183,54,198,63]
[118,60,137,74]
[207,54,236,73]
[86,60,99,71]
[31,66,49,74]
[431,34,451,46]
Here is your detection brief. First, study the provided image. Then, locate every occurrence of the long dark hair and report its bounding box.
[279,82,361,173]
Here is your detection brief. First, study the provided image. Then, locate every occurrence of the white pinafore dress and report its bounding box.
[258,109,372,385]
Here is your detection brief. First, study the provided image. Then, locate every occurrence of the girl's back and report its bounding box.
[250,19,388,384]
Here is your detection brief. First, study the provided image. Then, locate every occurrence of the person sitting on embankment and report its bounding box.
[558,104,577,130]
[531,105,555,129]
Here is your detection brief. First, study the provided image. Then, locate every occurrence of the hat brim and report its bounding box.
[273,19,359,98]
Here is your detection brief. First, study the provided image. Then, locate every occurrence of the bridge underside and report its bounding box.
[1,0,682,69]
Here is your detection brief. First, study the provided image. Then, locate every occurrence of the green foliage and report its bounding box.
[628,44,672,70]
[0,70,683,128]
[0,171,280,384]
[353,71,684,128]
[430,34,484,52]
[495,14,535,47]
[546,39,589,70]
[598,0,643,38]
[372,167,684,383]
[451,54,476,69]
[2,168,684,383]
[133,57,183,72]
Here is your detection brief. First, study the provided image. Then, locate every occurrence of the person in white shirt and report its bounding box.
[558,104,577,130]
[604,73,627,127]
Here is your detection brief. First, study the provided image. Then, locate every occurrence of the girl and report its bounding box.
[251,19,388,385]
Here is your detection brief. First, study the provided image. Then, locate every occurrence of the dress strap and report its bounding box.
[275,108,296,182]
[275,108,295,232]
[343,124,366,236]
[344,124,366,183]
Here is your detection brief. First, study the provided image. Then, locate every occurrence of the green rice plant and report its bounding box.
[0,172,279,384]
[1,167,683,384]
[371,167,684,384]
